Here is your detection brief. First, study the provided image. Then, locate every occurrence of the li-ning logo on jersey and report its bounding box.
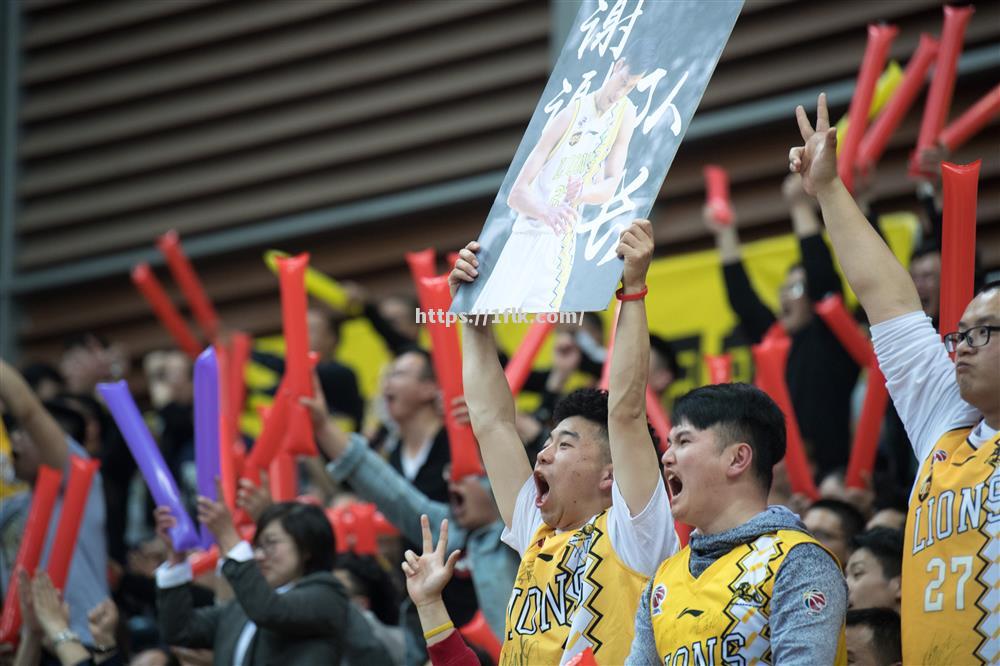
[803,589,827,614]
[650,584,667,617]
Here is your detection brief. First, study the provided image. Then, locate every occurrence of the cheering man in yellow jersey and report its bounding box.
[790,93,1000,665]
[625,381,848,665]
[451,219,678,665]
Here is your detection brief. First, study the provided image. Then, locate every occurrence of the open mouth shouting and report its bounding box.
[534,471,551,509]
[664,469,683,501]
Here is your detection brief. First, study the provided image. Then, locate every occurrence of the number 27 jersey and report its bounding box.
[903,427,1000,665]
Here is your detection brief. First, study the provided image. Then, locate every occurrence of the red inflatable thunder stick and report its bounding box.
[214,344,240,512]
[705,353,733,384]
[858,34,939,172]
[276,254,317,457]
[839,24,898,192]
[566,647,599,666]
[157,231,220,341]
[460,611,502,663]
[939,83,1000,152]
[845,364,889,490]
[269,452,297,502]
[131,264,202,359]
[646,387,671,455]
[703,165,734,226]
[413,274,485,480]
[504,320,557,397]
[46,457,100,592]
[814,295,874,367]
[0,466,62,644]
[752,339,819,500]
[405,248,437,284]
[226,332,252,436]
[939,161,980,338]
[597,302,622,391]
[243,397,292,484]
[910,5,975,177]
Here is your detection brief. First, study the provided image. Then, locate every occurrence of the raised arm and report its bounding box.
[608,220,662,515]
[790,94,920,324]
[784,174,843,301]
[452,243,533,528]
[703,208,776,342]
[0,359,68,471]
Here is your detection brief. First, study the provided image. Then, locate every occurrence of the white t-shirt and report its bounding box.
[870,310,998,496]
[501,474,677,576]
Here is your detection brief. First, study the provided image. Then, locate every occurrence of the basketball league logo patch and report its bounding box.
[650,584,667,617]
[933,449,948,463]
[803,589,827,614]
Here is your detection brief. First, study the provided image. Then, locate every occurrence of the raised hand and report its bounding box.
[789,93,838,196]
[153,506,187,565]
[401,515,461,608]
[30,573,70,639]
[617,219,654,292]
[87,598,119,651]
[448,241,481,299]
[17,570,41,638]
[237,472,273,523]
[196,479,241,553]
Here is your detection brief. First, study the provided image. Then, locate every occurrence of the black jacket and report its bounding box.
[158,559,390,665]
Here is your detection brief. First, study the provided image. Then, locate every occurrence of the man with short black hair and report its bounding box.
[802,498,866,569]
[846,528,902,613]
[627,382,847,665]
[454,219,678,664]
[791,93,999,663]
[846,608,902,666]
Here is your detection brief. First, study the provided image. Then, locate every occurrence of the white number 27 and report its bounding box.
[925,556,974,612]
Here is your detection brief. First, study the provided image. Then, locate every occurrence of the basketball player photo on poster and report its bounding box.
[451,0,743,314]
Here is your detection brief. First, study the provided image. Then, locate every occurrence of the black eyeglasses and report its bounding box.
[943,325,1000,353]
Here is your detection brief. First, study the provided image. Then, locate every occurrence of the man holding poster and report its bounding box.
[452,0,744,315]
[471,40,654,313]
[453,219,678,665]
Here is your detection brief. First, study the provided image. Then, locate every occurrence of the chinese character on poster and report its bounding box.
[451,0,744,314]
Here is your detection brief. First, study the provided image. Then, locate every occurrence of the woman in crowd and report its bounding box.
[154,492,360,665]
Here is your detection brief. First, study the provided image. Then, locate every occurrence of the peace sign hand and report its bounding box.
[789,93,839,196]
[401,515,461,608]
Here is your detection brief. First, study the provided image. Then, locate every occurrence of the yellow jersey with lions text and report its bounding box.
[500,510,647,666]
[903,427,1000,665]
[649,529,846,665]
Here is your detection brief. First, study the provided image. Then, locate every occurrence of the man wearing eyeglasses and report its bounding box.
[790,93,1000,666]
